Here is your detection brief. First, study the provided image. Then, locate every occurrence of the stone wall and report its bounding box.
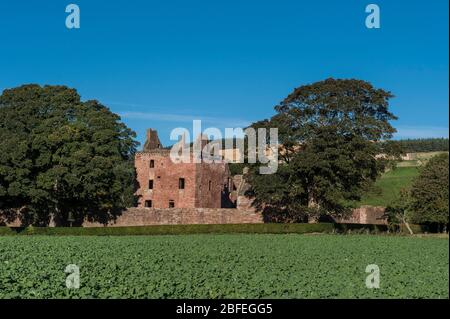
[335,206,387,225]
[135,151,231,209]
[135,151,198,208]
[82,207,263,227]
[82,206,386,227]
[2,206,387,227]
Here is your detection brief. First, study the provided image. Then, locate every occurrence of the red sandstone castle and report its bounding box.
[135,129,234,209]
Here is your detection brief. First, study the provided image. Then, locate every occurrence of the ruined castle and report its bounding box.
[131,129,386,226]
[134,129,235,209]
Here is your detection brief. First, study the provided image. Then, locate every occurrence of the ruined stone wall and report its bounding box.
[135,150,232,209]
[233,174,255,211]
[82,207,263,227]
[2,206,387,227]
[195,162,230,208]
[135,151,198,208]
[335,206,387,225]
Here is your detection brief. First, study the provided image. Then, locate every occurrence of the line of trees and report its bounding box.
[394,138,449,153]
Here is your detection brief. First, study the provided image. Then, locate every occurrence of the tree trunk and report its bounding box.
[401,217,414,235]
[307,190,319,223]
[307,190,315,209]
[308,216,319,223]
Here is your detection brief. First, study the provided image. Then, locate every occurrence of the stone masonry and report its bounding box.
[135,129,233,209]
[82,207,263,227]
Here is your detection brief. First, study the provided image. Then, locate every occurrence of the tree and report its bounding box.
[408,153,449,231]
[384,189,415,234]
[0,84,138,226]
[245,78,399,222]
[394,138,449,153]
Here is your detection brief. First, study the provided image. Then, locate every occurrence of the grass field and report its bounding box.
[355,152,449,207]
[0,234,447,299]
[358,167,420,207]
[408,151,448,161]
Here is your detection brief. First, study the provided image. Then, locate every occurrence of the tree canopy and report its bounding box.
[245,78,400,222]
[408,153,449,226]
[394,138,449,153]
[0,84,138,226]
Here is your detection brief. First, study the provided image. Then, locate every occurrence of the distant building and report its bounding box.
[135,129,234,209]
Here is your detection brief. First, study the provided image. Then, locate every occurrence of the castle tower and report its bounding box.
[135,128,232,209]
[143,128,163,151]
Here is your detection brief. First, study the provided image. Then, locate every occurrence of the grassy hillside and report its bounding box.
[358,166,420,207]
[357,152,448,207]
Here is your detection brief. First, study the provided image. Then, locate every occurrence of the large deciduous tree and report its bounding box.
[0,84,138,226]
[408,153,449,231]
[246,78,400,222]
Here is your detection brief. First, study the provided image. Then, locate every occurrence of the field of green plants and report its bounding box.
[0,234,448,298]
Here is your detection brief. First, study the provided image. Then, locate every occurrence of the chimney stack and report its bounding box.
[143,128,163,151]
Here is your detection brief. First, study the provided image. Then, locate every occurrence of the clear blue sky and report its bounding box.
[0,0,448,146]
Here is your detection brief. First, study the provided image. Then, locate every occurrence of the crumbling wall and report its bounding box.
[82,207,263,227]
[335,206,387,225]
[2,206,387,227]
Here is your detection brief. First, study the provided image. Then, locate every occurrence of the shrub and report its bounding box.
[1,222,427,236]
[0,223,335,236]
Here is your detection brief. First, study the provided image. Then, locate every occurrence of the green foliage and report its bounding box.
[408,153,449,225]
[395,138,449,153]
[0,223,334,236]
[0,234,447,298]
[0,84,139,226]
[384,189,412,225]
[357,167,419,207]
[384,154,449,231]
[333,223,389,234]
[246,78,399,221]
[0,227,17,235]
[398,223,426,234]
[228,163,247,176]
[0,222,423,236]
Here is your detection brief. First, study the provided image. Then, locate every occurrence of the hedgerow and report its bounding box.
[0,222,424,236]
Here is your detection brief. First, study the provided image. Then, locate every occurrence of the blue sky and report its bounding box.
[0,0,448,146]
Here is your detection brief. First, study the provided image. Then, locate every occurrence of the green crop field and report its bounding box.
[0,234,447,299]
[358,167,420,207]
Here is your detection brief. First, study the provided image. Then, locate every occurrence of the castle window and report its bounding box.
[179,178,185,189]
[149,160,154,168]
[148,179,154,189]
[144,200,152,208]
[208,180,212,191]
[169,200,175,208]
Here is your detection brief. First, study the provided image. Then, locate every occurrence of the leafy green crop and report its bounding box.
[0,234,448,298]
